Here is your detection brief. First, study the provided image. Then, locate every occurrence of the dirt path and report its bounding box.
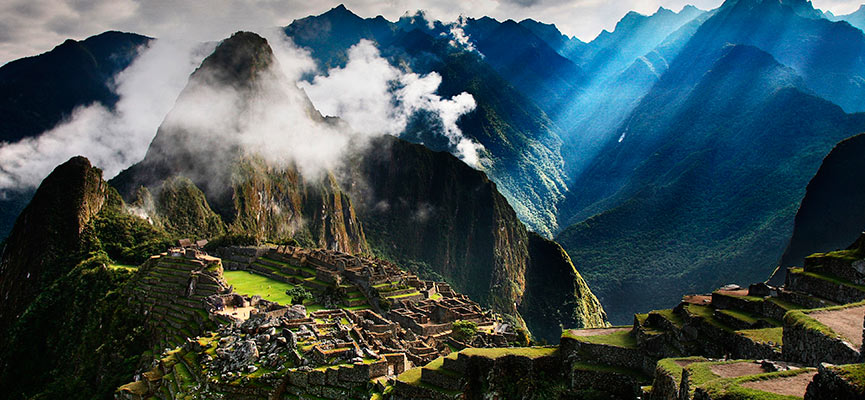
[810,305,865,348]
[682,295,712,305]
[741,370,817,396]
[566,327,630,337]
[709,362,767,378]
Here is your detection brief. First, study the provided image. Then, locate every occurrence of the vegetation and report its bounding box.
[286,286,313,305]
[451,320,478,342]
[565,329,638,348]
[223,270,295,305]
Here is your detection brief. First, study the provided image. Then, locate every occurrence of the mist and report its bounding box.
[0,39,213,191]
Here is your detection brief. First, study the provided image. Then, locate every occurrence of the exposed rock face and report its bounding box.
[0,156,107,332]
[520,232,608,341]
[779,133,865,274]
[111,32,368,253]
[348,136,607,340]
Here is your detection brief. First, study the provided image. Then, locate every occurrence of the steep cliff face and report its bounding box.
[111,32,368,253]
[520,232,608,342]
[348,136,607,341]
[779,133,865,271]
[0,156,107,332]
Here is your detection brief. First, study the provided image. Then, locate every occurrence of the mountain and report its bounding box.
[112,31,606,340]
[285,4,397,70]
[0,31,149,240]
[0,31,150,144]
[570,6,704,80]
[677,0,865,113]
[461,18,585,116]
[517,18,585,57]
[347,136,606,340]
[778,133,865,273]
[111,31,370,254]
[828,4,865,31]
[557,43,865,323]
[0,156,169,399]
[0,157,107,332]
[286,7,570,237]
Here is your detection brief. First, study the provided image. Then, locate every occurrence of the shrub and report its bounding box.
[285,286,313,305]
[452,320,478,342]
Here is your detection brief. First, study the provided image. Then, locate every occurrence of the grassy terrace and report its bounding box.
[738,327,783,345]
[784,300,865,340]
[698,368,817,400]
[563,329,638,348]
[224,270,295,305]
[460,347,558,359]
[656,357,709,383]
[651,309,684,328]
[684,304,734,332]
[789,267,865,292]
[717,309,781,327]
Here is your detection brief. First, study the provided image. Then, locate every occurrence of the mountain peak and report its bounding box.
[190,31,273,88]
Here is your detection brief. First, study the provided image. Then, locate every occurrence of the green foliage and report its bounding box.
[286,286,313,305]
[155,176,225,238]
[0,251,150,399]
[452,320,478,342]
[93,188,172,265]
[224,270,295,305]
[564,329,638,348]
[203,233,261,251]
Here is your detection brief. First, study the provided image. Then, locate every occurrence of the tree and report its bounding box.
[285,286,312,305]
[451,320,478,342]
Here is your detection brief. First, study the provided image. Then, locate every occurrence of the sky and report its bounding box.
[1,0,862,65]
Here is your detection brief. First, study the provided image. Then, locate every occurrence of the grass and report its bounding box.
[699,368,816,400]
[223,270,295,305]
[784,300,865,339]
[789,267,865,292]
[651,309,684,328]
[108,264,138,271]
[807,249,863,262]
[832,364,865,391]
[737,327,783,345]
[656,357,708,383]
[459,347,558,359]
[565,329,638,348]
[717,309,781,327]
[684,304,735,332]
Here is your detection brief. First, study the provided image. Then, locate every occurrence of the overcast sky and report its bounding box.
[0,0,862,64]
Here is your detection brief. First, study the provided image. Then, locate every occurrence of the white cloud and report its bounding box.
[0,38,212,190]
[300,40,482,166]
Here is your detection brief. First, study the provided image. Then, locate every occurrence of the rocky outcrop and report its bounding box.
[0,156,107,332]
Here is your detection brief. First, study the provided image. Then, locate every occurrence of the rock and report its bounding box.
[286,304,307,320]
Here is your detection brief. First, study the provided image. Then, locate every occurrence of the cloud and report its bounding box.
[5,0,863,64]
[0,38,212,190]
[300,39,482,166]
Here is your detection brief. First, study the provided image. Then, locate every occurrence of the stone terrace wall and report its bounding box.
[804,363,865,400]
[783,311,862,366]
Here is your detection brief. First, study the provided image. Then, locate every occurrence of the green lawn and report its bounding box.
[224,270,295,305]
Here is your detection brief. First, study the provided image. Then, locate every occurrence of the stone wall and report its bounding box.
[783,311,862,366]
[804,363,865,400]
